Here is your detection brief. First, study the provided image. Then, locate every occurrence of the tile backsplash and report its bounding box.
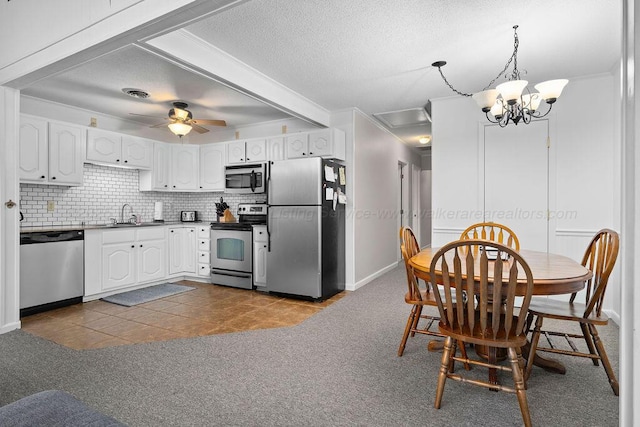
[19,164,266,227]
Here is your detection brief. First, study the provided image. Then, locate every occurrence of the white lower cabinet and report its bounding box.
[84,227,167,297]
[253,225,268,288]
[169,226,196,275]
[196,225,211,277]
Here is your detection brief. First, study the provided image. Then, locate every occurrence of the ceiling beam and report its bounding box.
[0,0,250,88]
[142,29,331,127]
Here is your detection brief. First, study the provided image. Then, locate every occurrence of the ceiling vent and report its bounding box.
[373,106,431,128]
[122,88,150,99]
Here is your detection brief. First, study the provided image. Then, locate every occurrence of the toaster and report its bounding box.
[181,211,198,222]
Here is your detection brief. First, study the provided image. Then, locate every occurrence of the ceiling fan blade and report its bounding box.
[192,119,226,127]
[129,113,167,119]
[149,122,169,128]
[191,123,210,134]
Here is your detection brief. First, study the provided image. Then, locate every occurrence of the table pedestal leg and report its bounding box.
[521,342,566,375]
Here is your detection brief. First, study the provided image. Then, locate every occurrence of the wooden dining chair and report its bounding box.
[398,227,469,367]
[460,222,520,250]
[430,239,535,427]
[524,229,620,396]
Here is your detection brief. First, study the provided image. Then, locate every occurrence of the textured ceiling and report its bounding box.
[185,0,621,146]
[21,0,621,148]
[22,44,292,135]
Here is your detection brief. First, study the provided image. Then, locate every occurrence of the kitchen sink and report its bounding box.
[106,222,164,228]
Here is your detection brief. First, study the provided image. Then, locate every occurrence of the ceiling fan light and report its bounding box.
[534,79,569,102]
[168,122,193,137]
[173,108,190,121]
[419,136,432,145]
[472,89,500,112]
[496,80,528,104]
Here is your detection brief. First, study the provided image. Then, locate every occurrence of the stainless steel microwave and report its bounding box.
[224,163,266,194]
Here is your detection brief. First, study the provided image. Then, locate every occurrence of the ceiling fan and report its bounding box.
[130,101,226,137]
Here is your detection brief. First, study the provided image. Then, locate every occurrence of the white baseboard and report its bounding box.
[347,261,399,291]
[0,321,21,334]
[604,308,620,326]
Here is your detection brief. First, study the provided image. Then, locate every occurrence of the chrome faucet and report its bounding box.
[121,203,133,224]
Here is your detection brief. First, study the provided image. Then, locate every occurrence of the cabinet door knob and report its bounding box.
[309,152,313,155]
[164,185,168,188]
[40,175,45,179]
[171,230,174,233]
[302,153,306,156]
[51,176,56,180]
[131,245,135,248]
[140,244,143,247]
[116,159,120,162]
[173,185,176,188]
[246,158,250,161]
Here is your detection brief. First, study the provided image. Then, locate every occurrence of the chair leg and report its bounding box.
[398,305,417,357]
[458,340,471,371]
[579,322,600,366]
[448,339,458,373]
[410,305,423,337]
[508,347,532,427]
[434,336,453,409]
[588,324,619,396]
[524,316,543,382]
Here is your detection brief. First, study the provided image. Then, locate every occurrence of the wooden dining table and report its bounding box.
[409,247,592,378]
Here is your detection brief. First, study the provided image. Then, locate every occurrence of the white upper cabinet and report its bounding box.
[286,128,345,160]
[19,115,48,182]
[121,135,152,169]
[199,143,225,191]
[227,139,267,164]
[267,137,285,161]
[19,115,84,186]
[86,128,151,169]
[171,144,199,190]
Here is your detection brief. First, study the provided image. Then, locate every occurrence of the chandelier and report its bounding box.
[431,25,568,127]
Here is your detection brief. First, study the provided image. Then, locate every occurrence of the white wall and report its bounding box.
[420,152,432,247]
[351,110,421,287]
[431,72,621,319]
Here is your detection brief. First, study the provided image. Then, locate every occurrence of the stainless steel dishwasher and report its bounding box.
[20,230,84,316]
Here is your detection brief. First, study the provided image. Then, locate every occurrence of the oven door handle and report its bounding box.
[250,170,257,192]
[211,270,252,279]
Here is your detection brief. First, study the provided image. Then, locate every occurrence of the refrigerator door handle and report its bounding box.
[266,211,271,252]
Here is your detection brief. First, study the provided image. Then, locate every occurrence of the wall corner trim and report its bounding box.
[347,262,399,291]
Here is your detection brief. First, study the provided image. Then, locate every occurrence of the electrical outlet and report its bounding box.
[90,117,97,127]
[47,201,55,212]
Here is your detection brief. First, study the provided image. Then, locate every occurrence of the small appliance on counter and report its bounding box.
[181,211,198,222]
[153,201,164,222]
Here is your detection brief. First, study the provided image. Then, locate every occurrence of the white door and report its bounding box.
[87,129,121,164]
[308,130,333,157]
[153,142,171,190]
[411,164,421,243]
[268,137,285,161]
[183,227,197,273]
[483,120,549,252]
[227,141,246,164]
[168,228,183,274]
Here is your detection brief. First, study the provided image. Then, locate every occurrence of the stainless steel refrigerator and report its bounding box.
[267,157,345,300]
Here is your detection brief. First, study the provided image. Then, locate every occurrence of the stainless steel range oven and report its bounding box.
[210,203,267,289]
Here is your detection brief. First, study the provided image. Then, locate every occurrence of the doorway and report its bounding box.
[397,161,409,261]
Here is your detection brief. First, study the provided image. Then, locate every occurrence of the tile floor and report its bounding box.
[21,281,346,350]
